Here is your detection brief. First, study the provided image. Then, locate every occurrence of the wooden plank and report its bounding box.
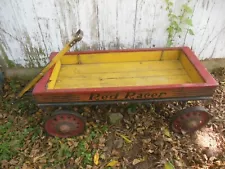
[60,50,181,64]
[51,59,190,89]
[54,74,192,89]
[162,50,180,60]
[80,51,162,63]
[60,51,162,64]
[60,55,79,64]
[57,69,187,79]
[57,60,183,75]
[179,53,204,83]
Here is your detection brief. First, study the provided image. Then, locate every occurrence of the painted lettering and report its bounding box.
[158,92,166,98]
[124,91,167,99]
[89,93,119,101]
[89,93,100,100]
[89,92,167,101]
[124,92,136,99]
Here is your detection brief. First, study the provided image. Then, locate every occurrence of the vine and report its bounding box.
[165,0,194,46]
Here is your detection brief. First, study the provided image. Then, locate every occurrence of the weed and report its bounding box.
[165,0,194,46]
[0,121,41,161]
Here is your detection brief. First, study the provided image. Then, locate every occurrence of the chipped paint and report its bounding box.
[0,0,225,67]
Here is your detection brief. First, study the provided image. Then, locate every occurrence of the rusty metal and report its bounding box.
[44,110,85,138]
[170,106,212,133]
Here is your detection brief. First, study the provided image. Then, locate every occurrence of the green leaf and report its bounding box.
[178,27,182,33]
[171,21,179,28]
[164,161,175,169]
[188,29,194,35]
[169,2,173,6]
[182,4,193,13]
[165,0,169,3]
[128,104,137,114]
[185,18,193,26]
[170,14,177,19]
[167,40,173,47]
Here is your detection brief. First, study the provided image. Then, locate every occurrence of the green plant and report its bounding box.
[9,79,21,93]
[165,0,194,46]
[77,140,94,166]
[0,121,41,161]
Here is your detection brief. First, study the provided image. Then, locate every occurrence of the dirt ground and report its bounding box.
[0,67,225,169]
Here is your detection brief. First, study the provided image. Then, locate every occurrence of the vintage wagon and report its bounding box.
[19,30,218,138]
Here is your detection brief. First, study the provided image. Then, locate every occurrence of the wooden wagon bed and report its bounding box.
[33,47,218,104]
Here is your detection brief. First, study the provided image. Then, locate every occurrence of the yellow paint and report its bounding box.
[162,50,180,60]
[48,61,61,89]
[47,49,204,90]
[61,55,79,64]
[50,60,192,89]
[179,53,204,83]
[60,50,181,65]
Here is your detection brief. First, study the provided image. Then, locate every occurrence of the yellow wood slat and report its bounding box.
[162,50,180,60]
[58,60,183,75]
[60,51,161,64]
[80,51,162,63]
[60,55,79,64]
[54,74,192,89]
[60,50,180,64]
[48,61,61,89]
[57,69,187,79]
[179,53,204,83]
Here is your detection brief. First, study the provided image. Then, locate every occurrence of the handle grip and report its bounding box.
[69,29,84,47]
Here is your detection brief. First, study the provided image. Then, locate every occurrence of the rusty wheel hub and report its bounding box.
[44,110,85,138]
[171,106,212,133]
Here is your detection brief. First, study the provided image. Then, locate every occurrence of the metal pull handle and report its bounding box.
[69,29,83,47]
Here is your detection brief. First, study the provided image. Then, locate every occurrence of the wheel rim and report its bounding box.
[171,107,211,133]
[44,112,85,138]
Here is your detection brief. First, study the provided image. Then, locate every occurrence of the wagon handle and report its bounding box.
[68,29,83,47]
[17,29,83,98]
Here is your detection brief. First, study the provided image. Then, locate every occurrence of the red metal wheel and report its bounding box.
[170,106,212,133]
[44,110,85,138]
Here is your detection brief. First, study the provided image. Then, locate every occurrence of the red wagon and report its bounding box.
[30,46,218,138]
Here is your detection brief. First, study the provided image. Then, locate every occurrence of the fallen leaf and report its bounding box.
[1,160,8,169]
[9,159,18,165]
[100,153,106,160]
[111,149,121,156]
[114,138,124,149]
[99,136,106,144]
[33,153,46,163]
[75,157,82,165]
[164,128,171,138]
[107,160,119,167]
[164,161,175,169]
[132,158,145,165]
[94,151,100,165]
[116,133,132,143]
[86,165,92,169]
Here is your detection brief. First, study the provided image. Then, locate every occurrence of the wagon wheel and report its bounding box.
[170,106,212,133]
[44,110,85,138]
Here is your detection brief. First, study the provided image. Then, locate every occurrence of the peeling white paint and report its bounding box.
[0,0,225,67]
